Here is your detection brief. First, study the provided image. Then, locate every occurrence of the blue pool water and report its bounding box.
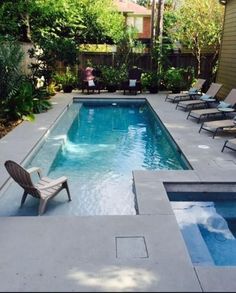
[172,200,236,266]
[1,100,189,216]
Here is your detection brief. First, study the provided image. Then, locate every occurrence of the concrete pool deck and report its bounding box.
[1,91,236,291]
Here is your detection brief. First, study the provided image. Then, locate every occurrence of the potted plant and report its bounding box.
[100,66,120,92]
[164,67,185,94]
[141,71,159,93]
[54,67,77,93]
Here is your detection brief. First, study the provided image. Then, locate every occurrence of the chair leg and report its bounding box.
[221,140,228,152]
[186,111,191,120]
[38,198,48,216]
[199,123,204,133]
[212,128,219,139]
[21,191,28,207]
[63,181,72,201]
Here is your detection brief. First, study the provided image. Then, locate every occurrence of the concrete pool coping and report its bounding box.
[1,91,236,291]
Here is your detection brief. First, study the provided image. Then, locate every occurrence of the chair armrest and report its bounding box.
[38,176,68,190]
[27,167,42,179]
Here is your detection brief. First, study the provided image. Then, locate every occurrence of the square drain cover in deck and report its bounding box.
[116,236,148,258]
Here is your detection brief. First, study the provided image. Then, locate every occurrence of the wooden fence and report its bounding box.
[78,52,216,87]
[20,42,216,90]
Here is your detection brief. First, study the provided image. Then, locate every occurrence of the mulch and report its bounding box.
[0,119,22,139]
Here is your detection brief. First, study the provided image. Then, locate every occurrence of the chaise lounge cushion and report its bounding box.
[129,79,137,87]
[88,80,96,87]
[200,94,212,100]
[217,101,232,109]
[188,87,198,94]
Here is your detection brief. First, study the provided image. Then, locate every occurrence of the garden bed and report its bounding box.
[0,119,22,139]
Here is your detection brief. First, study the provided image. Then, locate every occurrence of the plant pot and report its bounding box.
[106,85,117,92]
[62,85,73,93]
[158,82,166,91]
[171,87,181,94]
[149,86,158,94]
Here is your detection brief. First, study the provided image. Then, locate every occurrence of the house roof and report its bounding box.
[114,0,151,16]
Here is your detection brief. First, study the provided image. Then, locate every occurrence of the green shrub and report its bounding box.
[164,67,185,89]
[54,67,77,92]
[3,79,51,121]
[100,66,119,87]
[141,72,159,91]
[98,64,128,87]
[0,38,52,121]
[0,38,24,111]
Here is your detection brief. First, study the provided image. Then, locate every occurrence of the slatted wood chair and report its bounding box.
[121,67,143,95]
[4,160,71,215]
[81,67,101,94]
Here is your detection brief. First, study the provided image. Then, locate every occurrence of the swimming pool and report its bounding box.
[1,99,190,216]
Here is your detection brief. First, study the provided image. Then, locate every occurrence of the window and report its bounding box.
[126,16,134,27]
[126,16,143,33]
[134,17,143,33]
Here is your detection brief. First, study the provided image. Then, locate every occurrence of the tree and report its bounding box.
[0,0,125,45]
[170,0,224,76]
[0,0,36,42]
[77,0,125,44]
[0,0,126,83]
[151,0,175,74]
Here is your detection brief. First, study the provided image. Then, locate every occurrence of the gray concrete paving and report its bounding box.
[1,90,236,291]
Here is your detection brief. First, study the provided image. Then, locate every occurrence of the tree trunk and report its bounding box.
[150,0,156,70]
[196,49,201,77]
[156,0,165,75]
[156,0,165,44]
[20,12,31,42]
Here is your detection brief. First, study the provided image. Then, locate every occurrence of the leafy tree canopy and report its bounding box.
[0,0,125,44]
[169,0,224,74]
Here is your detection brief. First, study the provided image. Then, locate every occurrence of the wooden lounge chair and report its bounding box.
[165,78,206,103]
[222,138,236,152]
[81,67,101,94]
[199,118,236,138]
[4,160,71,215]
[176,83,222,111]
[187,89,236,123]
[122,67,143,95]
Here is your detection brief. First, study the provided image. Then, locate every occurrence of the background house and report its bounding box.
[216,0,236,99]
[114,0,152,46]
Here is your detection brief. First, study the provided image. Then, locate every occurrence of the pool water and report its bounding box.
[172,201,236,266]
[1,101,189,216]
